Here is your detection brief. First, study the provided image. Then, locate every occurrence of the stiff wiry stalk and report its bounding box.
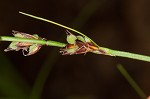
[0,36,66,47]
[18,12,150,62]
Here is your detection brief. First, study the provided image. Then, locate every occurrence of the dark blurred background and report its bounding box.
[0,0,150,99]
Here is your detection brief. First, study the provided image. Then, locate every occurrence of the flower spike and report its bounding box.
[60,30,107,55]
[4,30,44,56]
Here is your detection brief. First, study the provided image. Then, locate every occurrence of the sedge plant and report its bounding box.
[0,11,149,99]
[0,12,149,62]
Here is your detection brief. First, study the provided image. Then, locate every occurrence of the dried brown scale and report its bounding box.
[60,40,104,55]
[75,41,89,54]
[59,44,77,55]
[23,44,42,56]
[12,30,39,39]
[4,30,45,56]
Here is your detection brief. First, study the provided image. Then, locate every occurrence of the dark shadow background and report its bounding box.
[0,0,150,99]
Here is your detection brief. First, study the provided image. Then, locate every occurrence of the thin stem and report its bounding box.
[0,36,66,47]
[29,48,59,99]
[0,11,147,63]
[1,36,150,62]
[109,49,150,62]
[18,12,150,62]
[117,64,147,99]
[19,11,99,47]
[29,3,103,99]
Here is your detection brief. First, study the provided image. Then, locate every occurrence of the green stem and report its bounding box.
[18,12,150,62]
[29,48,59,99]
[19,11,99,47]
[0,12,148,62]
[0,36,66,47]
[109,49,150,62]
[1,36,150,62]
[117,64,147,99]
